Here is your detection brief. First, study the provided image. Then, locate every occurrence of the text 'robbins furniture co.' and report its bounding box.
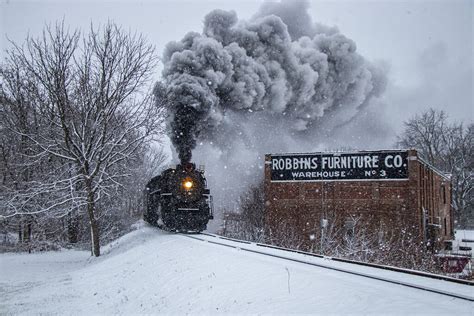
[264,149,453,253]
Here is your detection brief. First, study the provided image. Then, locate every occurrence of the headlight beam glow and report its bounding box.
[183,179,193,190]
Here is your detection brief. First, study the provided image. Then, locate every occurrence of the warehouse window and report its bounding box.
[441,186,446,204]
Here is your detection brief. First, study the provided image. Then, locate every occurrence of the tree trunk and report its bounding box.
[24,221,32,242]
[18,220,23,243]
[67,213,79,244]
[86,183,100,257]
[89,219,100,257]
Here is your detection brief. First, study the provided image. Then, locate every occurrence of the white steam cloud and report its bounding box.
[155,0,388,227]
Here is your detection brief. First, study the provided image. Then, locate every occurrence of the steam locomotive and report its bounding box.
[144,163,213,232]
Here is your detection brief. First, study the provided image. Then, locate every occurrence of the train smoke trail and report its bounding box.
[155,0,387,164]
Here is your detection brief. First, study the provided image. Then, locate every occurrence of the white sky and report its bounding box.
[1,0,472,129]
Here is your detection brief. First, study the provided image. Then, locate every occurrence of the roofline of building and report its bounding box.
[265,148,411,156]
[416,155,452,181]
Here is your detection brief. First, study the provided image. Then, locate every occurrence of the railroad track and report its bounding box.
[180,232,474,302]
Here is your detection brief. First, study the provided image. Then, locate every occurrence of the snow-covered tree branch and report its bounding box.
[0,21,163,256]
[397,108,473,228]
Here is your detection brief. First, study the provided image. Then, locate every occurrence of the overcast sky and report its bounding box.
[1,0,472,132]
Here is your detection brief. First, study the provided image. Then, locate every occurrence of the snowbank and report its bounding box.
[1,224,472,315]
[454,229,474,258]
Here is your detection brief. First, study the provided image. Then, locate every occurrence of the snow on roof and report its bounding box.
[266,148,411,156]
[416,155,452,181]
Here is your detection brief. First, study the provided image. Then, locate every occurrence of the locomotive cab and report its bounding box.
[144,163,213,232]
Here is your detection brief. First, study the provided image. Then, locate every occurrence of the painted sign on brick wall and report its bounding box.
[269,151,408,182]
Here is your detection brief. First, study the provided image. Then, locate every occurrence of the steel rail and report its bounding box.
[181,233,474,302]
[200,232,474,286]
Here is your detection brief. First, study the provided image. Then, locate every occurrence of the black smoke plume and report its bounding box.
[156,0,387,164]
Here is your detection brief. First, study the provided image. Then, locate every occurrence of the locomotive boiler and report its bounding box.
[144,162,213,232]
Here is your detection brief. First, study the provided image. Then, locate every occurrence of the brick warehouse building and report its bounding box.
[263,149,453,256]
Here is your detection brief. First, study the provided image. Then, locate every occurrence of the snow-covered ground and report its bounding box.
[1,223,473,315]
[454,230,474,258]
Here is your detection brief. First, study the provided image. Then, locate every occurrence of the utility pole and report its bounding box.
[321,218,328,254]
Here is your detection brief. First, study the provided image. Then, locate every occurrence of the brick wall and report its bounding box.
[263,150,452,253]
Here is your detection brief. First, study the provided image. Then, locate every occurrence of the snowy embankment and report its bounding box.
[455,230,474,257]
[1,222,473,315]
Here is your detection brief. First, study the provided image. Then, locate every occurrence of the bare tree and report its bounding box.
[398,109,448,165]
[238,180,265,242]
[398,108,473,228]
[222,180,265,242]
[0,21,162,256]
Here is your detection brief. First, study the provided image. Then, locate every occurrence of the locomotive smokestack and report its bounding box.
[156,0,387,163]
[170,105,200,164]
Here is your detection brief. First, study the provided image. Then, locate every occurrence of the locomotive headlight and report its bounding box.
[183,179,193,190]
